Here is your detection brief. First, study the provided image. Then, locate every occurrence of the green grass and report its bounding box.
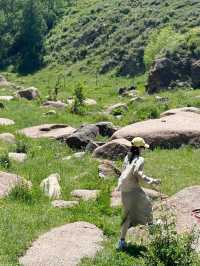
[0,67,200,265]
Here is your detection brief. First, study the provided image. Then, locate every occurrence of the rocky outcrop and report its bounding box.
[191,60,200,88]
[112,107,200,149]
[93,138,131,160]
[17,87,40,100]
[64,124,99,150]
[20,124,76,139]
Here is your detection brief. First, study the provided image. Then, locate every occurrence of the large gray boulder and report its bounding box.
[17,87,40,100]
[93,138,131,160]
[19,222,103,266]
[64,124,99,150]
[111,107,200,149]
[20,124,76,139]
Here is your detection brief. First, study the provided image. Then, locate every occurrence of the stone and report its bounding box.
[155,95,169,103]
[8,153,27,163]
[0,96,14,101]
[64,124,99,150]
[42,101,67,109]
[51,200,79,209]
[40,173,61,200]
[0,75,10,86]
[83,98,97,106]
[19,222,103,266]
[85,141,99,152]
[111,107,200,149]
[98,160,121,179]
[128,96,144,104]
[147,57,175,94]
[71,189,100,201]
[0,118,15,126]
[95,122,117,137]
[0,171,25,198]
[20,124,76,139]
[118,86,136,96]
[0,133,16,144]
[17,87,40,100]
[191,60,200,88]
[93,138,131,160]
[106,103,128,115]
[44,110,57,116]
[62,152,85,161]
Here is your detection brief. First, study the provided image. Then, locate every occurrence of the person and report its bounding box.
[117,137,161,250]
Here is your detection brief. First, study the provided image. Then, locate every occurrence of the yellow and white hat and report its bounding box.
[131,137,149,149]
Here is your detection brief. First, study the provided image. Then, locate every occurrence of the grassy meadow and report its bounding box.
[0,67,200,265]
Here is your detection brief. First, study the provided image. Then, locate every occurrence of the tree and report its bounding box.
[16,0,47,73]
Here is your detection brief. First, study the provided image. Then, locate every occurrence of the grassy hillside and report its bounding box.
[45,0,200,76]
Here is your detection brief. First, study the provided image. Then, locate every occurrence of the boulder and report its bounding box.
[51,200,79,209]
[20,124,76,139]
[42,101,67,109]
[17,87,39,100]
[71,189,100,201]
[106,103,128,115]
[160,107,200,117]
[64,124,99,150]
[8,152,27,163]
[147,57,175,94]
[0,171,26,198]
[93,138,131,160]
[0,133,16,144]
[191,60,200,88]
[0,96,14,101]
[95,121,117,137]
[112,108,200,148]
[83,98,97,106]
[0,75,10,86]
[98,160,121,179]
[85,141,99,152]
[19,222,103,266]
[0,118,15,126]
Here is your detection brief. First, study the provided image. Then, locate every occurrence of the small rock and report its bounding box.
[71,189,100,201]
[155,96,169,103]
[62,152,85,161]
[0,96,14,101]
[106,103,128,115]
[40,173,61,199]
[118,86,136,96]
[17,87,40,100]
[42,101,67,109]
[0,75,10,86]
[44,110,57,116]
[0,133,16,144]
[98,160,121,179]
[85,141,99,152]
[128,96,144,104]
[84,98,97,106]
[51,200,79,209]
[8,153,27,163]
[0,118,15,126]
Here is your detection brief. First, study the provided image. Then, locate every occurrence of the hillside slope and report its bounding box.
[45,0,200,76]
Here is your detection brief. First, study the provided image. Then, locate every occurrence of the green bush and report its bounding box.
[0,153,10,169]
[144,218,199,266]
[71,83,86,114]
[9,183,34,204]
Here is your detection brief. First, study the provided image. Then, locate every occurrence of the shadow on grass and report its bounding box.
[124,244,147,258]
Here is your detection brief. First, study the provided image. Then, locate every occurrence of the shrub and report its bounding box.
[71,83,86,114]
[0,153,10,169]
[9,181,34,204]
[143,214,199,266]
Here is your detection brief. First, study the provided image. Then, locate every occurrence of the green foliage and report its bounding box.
[144,27,184,69]
[71,83,86,114]
[9,183,34,204]
[144,218,199,266]
[0,152,10,169]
